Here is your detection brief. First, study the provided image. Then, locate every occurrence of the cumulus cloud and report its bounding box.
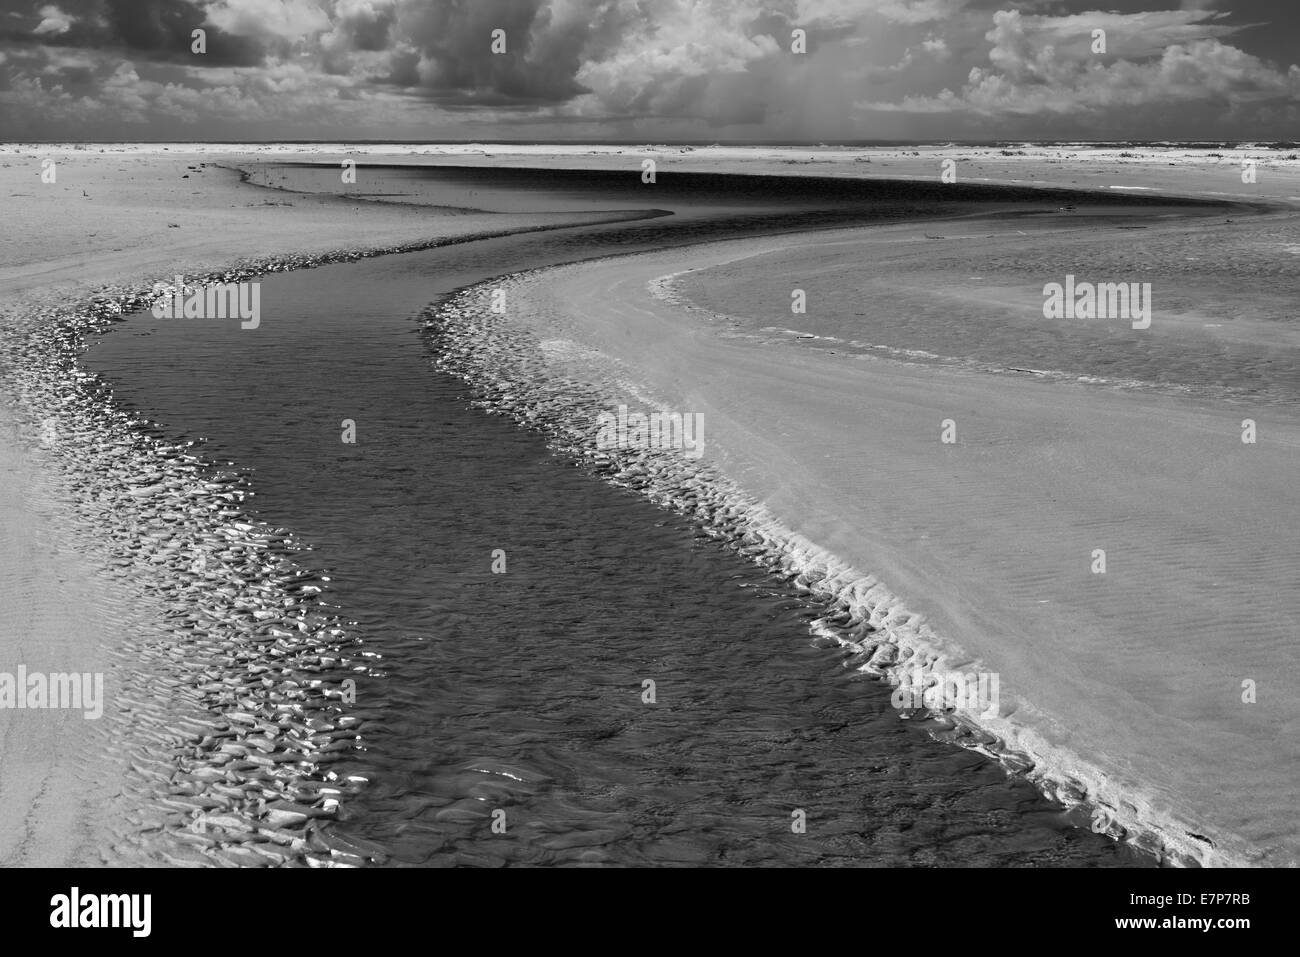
[569,1,781,118]
[203,0,332,41]
[857,7,1300,123]
[32,4,73,35]
[0,0,1297,140]
[0,0,267,67]
[921,34,949,60]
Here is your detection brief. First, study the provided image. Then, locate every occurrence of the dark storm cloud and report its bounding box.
[389,0,592,105]
[0,0,265,66]
[105,0,263,65]
[320,0,799,107]
[336,0,392,52]
[1,0,1297,141]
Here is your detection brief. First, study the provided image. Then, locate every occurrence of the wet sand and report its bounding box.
[1,143,1293,865]
[9,141,1291,206]
[443,201,1300,866]
[0,148,643,865]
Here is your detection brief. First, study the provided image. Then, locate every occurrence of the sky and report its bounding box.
[0,0,1296,142]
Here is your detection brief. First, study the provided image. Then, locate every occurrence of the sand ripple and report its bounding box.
[0,256,405,866]
[424,270,1226,868]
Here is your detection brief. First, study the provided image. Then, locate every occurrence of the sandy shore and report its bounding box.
[6,141,1295,207]
[433,193,1300,865]
[0,148,640,865]
[2,143,1294,865]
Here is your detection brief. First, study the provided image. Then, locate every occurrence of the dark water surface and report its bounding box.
[83,169,1159,866]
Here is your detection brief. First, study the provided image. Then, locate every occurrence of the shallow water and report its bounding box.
[78,167,1164,865]
[673,213,1300,405]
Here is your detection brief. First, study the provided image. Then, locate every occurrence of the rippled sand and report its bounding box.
[0,148,641,865]
[3,144,1294,866]
[434,199,1300,866]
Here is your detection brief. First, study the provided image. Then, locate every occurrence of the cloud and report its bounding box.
[795,0,965,27]
[865,8,1300,118]
[0,0,269,68]
[570,1,782,118]
[203,0,333,41]
[0,0,1297,140]
[921,35,949,60]
[32,4,73,35]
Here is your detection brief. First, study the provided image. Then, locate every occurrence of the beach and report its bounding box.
[1,143,1296,866]
[419,147,1300,865]
[0,147,650,865]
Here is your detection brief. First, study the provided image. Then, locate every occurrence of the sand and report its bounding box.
[7,141,1294,206]
[0,399,121,865]
[0,147,640,865]
[2,142,1294,865]
[454,205,1300,866]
